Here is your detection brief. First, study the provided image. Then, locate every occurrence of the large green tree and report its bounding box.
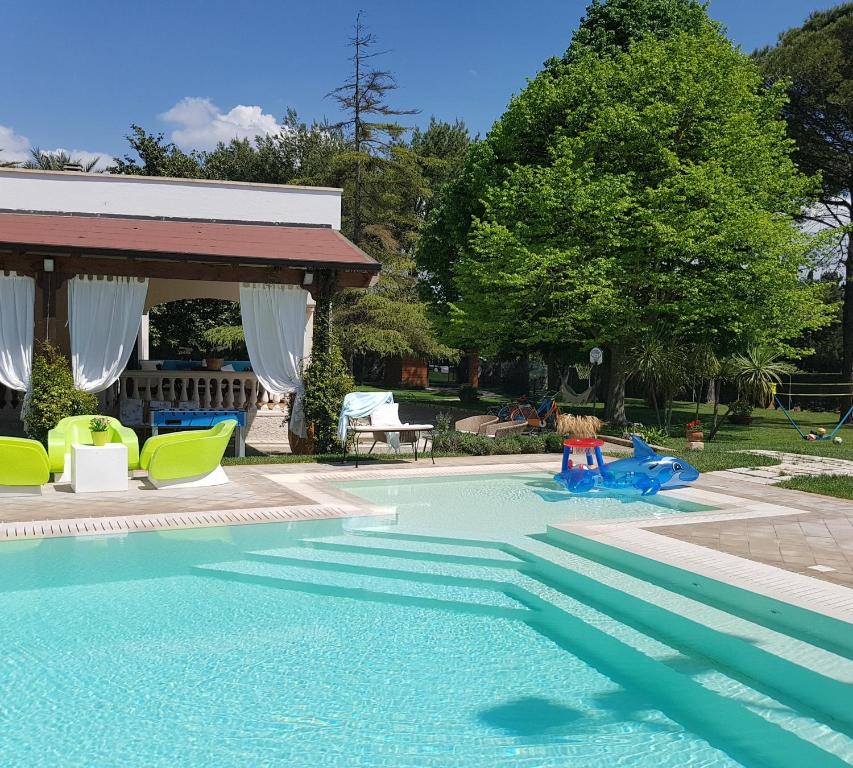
[420,0,830,424]
[754,4,852,386]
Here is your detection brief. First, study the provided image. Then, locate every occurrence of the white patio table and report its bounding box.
[70,443,129,494]
[344,423,435,468]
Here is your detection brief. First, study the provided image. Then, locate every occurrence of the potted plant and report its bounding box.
[728,399,754,425]
[203,325,246,372]
[89,416,111,446]
[685,419,704,441]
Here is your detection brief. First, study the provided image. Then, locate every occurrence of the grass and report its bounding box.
[673,448,781,473]
[776,474,853,500]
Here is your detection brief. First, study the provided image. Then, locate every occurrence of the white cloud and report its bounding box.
[0,123,112,171]
[160,97,284,150]
[0,124,31,163]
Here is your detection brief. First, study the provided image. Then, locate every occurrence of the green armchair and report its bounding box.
[0,437,51,496]
[140,419,236,489]
[48,415,140,479]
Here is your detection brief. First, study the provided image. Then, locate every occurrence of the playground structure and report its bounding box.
[554,435,700,496]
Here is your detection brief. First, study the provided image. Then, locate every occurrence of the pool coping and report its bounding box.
[2,457,851,623]
[549,485,853,624]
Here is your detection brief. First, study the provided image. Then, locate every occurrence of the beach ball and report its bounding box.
[817,427,827,436]
[834,436,843,445]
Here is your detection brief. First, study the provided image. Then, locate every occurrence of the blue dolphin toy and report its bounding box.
[553,435,699,496]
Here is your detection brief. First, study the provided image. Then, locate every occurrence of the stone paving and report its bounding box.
[714,449,853,485]
[654,470,853,588]
[0,465,314,524]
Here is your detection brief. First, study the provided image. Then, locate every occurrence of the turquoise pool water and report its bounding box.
[0,473,847,767]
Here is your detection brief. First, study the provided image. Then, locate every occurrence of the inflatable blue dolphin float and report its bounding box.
[553,435,699,496]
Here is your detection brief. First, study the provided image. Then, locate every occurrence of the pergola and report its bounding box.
[0,168,379,446]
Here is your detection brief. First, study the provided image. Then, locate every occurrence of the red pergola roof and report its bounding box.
[0,212,379,271]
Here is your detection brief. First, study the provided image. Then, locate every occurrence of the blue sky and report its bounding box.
[0,0,839,166]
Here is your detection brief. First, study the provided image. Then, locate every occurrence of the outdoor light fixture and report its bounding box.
[302,271,314,286]
[43,258,54,273]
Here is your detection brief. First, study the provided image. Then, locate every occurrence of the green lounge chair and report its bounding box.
[139,419,236,489]
[48,415,140,481]
[0,437,51,496]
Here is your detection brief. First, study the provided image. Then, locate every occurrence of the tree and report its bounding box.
[324,15,465,368]
[326,10,419,246]
[202,109,347,185]
[418,0,711,350]
[24,148,100,172]
[108,125,201,177]
[148,299,241,358]
[754,4,853,389]
[421,1,830,425]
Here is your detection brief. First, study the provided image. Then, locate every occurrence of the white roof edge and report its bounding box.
[0,167,343,195]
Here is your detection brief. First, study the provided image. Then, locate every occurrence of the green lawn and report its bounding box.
[776,474,853,500]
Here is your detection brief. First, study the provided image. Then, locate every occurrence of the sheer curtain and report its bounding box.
[0,273,35,393]
[69,275,149,393]
[240,283,309,437]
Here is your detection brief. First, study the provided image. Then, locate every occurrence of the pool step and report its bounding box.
[197,549,852,767]
[246,546,524,592]
[341,529,853,727]
[192,559,528,617]
[300,534,523,568]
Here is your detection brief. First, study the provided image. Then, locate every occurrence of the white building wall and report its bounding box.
[0,169,342,229]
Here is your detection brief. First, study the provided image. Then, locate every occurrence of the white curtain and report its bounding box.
[0,273,35,393]
[240,283,309,437]
[69,275,149,393]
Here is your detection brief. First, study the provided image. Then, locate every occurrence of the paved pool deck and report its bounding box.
[2,452,853,620]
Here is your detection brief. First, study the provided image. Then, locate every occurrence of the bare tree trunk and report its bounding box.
[603,345,627,426]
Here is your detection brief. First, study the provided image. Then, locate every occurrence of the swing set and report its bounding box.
[773,381,853,441]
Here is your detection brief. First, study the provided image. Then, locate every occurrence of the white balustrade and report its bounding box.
[116,370,286,426]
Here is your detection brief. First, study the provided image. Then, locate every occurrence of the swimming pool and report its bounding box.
[0,472,850,767]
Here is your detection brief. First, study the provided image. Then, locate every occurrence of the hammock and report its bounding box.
[774,390,853,441]
[559,367,595,403]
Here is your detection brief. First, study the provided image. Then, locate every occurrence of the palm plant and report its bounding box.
[23,148,100,172]
[627,333,688,432]
[728,346,793,406]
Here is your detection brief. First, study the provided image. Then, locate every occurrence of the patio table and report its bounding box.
[70,443,129,494]
[344,423,435,468]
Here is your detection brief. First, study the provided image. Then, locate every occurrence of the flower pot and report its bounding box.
[91,431,110,447]
[686,429,704,442]
[289,422,316,455]
[205,357,225,371]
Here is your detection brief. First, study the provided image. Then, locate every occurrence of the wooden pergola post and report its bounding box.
[310,270,338,356]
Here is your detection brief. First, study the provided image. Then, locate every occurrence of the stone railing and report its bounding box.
[112,371,287,425]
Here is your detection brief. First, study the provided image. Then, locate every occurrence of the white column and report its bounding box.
[137,312,150,360]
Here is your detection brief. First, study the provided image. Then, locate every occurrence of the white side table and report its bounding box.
[70,444,129,494]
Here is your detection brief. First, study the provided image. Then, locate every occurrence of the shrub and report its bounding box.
[432,428,564,456]
[728,399,754,418]
[24,342,98,445]
[301,347,355,454]
[458,384,481,404]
